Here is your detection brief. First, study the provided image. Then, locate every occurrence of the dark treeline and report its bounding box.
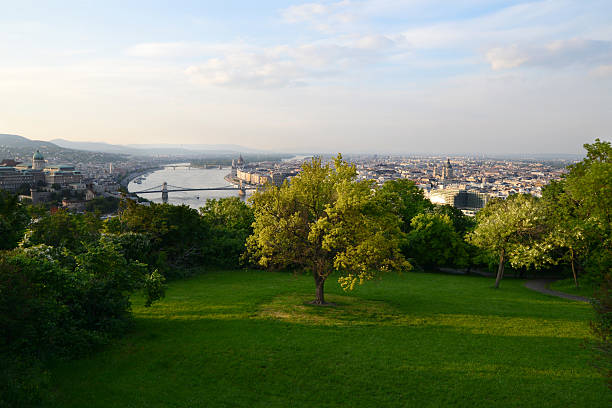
[1,140,610,404]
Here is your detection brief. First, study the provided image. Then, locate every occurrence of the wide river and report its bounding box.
[128,165,252,209]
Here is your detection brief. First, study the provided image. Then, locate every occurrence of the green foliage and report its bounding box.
[468,194,549,287]
[405,213,468,269]
[378,178,434,233]
[0,191,30,250]
[24,210,102,253]
[199,197,254,267]
[143,270,166,307]
[110,200,208,274]
[538,139,612,286]
[103,231,153,265]
[432,204,476,238]
[85,196,120,214]
[0,238,164,404]
[247,155,409,303]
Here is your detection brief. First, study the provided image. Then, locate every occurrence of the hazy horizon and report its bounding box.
[2,1,611,155]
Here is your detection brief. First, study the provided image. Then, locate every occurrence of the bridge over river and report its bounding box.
[131,182,257,203]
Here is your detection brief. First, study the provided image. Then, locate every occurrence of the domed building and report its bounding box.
[32,150,46,170]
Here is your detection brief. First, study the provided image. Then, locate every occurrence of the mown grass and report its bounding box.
[47,270,609,407]
[549,278,598,298]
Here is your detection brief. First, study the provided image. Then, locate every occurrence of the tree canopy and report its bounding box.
[247,155,410,304]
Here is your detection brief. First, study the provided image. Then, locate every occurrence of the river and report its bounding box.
[128,166,252,209]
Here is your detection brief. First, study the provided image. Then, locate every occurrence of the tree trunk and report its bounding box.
[312,274,327,305]
[494,248,505,289]
[570,248,579,288]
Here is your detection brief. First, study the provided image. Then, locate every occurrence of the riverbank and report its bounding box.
[120,167,162,188]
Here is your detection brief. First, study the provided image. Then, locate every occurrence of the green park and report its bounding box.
[1,140,610,407]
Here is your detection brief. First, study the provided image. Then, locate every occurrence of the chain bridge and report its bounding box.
[131,181,256,202]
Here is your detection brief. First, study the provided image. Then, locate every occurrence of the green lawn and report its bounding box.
[549,278,598,299]
[47,270,609,407]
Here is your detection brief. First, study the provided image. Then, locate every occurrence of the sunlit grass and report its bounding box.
[47,270,609,408]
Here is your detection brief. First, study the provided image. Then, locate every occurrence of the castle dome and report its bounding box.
[33,150,44,160]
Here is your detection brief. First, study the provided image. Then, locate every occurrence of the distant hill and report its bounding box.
[51,139,144,155]
[126,143,267,154]
[0,134,127,164]
[0,133,60,149]
[52,139,267,156]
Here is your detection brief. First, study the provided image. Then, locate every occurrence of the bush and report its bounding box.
[0,241,164,404]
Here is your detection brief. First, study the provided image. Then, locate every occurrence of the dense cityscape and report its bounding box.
[0,135,572,215]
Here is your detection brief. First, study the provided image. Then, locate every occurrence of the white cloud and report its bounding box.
[184,36,397,88]
[486,45,529,70]
[486,39,612,70]
[591,64,612,77]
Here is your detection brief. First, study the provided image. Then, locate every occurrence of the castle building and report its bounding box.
[33,150,46,170]
[0,150,83,192]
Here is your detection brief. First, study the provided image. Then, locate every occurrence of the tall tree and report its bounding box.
[537,139,612,286]
[247,155,409,304]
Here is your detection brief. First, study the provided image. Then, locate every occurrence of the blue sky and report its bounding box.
[1,0,611,154]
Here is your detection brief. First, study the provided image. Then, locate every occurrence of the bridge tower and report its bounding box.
[161,182,169,203]
[238,180,246,197]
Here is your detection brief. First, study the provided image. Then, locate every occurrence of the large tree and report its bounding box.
[247,155,410,304]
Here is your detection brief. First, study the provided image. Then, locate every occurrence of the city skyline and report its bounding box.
[1,1,611,154]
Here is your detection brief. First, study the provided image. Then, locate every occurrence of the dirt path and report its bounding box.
[524,279,590,303]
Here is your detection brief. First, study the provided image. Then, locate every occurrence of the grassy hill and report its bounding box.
[47,271,608,407]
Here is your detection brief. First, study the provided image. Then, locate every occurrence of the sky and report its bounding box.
[1,0,611,154]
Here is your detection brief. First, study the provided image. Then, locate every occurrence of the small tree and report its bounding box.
[247,155,410,305]
[468,194,548,288]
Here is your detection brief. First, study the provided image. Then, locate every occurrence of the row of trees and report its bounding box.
[470,139,611,289]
